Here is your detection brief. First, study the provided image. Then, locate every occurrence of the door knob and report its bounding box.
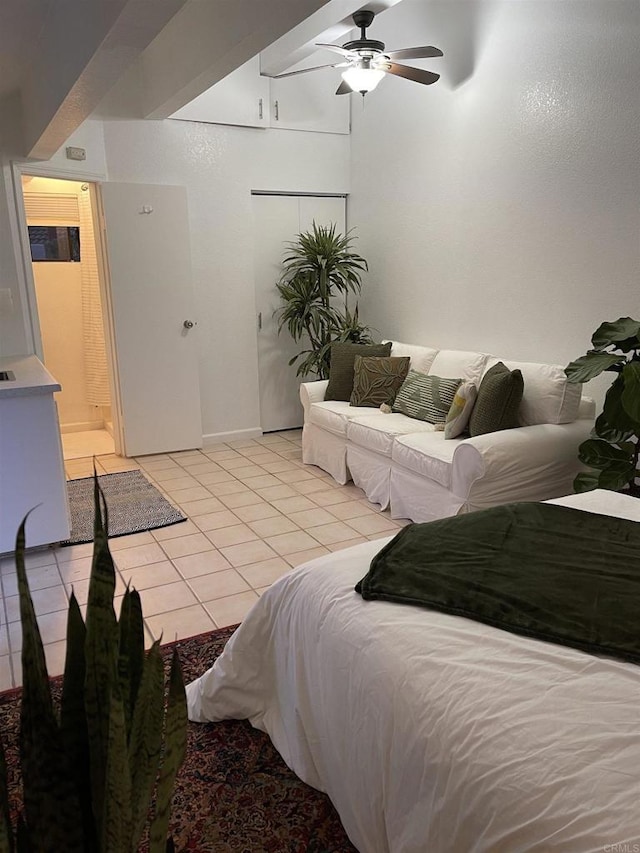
[183,320,195,329]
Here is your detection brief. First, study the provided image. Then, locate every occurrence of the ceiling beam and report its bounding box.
[259,0,404,78]
[140,0,335,120]
[23,0,186,160]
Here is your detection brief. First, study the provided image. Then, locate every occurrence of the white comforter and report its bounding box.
[186,490,640,853]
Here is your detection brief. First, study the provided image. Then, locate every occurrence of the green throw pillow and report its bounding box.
[468,362,524,437]
[350,356,411,408]
[392,371,462,424]
[325,341,392,401]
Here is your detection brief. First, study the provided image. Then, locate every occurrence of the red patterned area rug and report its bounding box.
[0,626,357,852]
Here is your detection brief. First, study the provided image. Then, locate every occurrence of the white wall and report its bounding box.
[102,118,350,439]
[350,0,640,404]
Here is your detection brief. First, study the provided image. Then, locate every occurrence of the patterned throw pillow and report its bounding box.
[392,371,462,424]
[444,381,478,439]
[325,342,393,401]
[350,356,411,408]
[468,362,524,437]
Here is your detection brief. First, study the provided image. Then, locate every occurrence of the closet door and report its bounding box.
[252,194,346,433]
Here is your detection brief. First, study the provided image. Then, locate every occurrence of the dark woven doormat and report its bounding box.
[62,470,186,545]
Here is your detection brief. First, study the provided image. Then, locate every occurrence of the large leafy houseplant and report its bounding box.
[565,317,640,495]
[0,477,187,852]
[275,222,374,379]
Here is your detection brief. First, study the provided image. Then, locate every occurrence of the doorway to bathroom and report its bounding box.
[21,174,115,463]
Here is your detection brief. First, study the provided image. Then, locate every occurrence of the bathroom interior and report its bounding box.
[22,175,116,465]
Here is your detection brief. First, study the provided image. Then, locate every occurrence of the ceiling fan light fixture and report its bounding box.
[341,66,385,94]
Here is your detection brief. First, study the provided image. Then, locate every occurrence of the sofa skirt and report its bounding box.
[346,444,392,510]
[390,466,468,523]
[302,423,351,485]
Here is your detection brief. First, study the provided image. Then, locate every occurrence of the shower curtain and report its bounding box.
[79,187,110,406]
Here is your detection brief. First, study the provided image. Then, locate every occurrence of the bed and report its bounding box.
[186,490,640,853]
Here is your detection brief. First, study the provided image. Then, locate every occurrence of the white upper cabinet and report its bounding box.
[170,57,270,129]
[170,55,350,135]
[269,65,350,135]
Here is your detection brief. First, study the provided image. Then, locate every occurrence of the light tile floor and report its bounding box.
[0,429,407,689]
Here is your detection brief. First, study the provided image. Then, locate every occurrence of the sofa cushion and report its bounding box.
[309,401,388,437]
[392,431,459,488]
[444,381,478,439]
[429,349,488,383]
[350,356,410,407]
[468,362,524,437]
[325,342,392,401]
[348,413,437,457]
[392,371,462,424]
[385,341,439,373]
[502,359,582,425]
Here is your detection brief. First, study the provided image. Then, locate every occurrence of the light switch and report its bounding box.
[66,146,86,161]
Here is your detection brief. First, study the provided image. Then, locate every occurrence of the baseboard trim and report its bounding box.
[202,427,263,447]
[59,420,105,434]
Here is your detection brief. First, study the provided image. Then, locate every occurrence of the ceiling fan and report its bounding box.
[272,9,443,96]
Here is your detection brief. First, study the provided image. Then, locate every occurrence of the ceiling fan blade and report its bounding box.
[272,62,348,80]
[335,79,353,95]
[385,46,443,61]
[381,62,440,85]
[316,42,354,57]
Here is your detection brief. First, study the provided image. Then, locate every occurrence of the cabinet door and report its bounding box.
[170,56,269,128]
[269,58,350,135]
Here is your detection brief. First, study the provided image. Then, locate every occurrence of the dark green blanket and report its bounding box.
[356,502,640,664]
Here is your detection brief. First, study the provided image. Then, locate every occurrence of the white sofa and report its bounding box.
[299,341,595,523]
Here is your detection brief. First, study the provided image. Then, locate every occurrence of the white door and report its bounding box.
[99,183,203,457]
[253,194,346,433]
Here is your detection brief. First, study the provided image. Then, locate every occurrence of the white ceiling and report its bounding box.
[0,0,53,99]
[0,0,407,157]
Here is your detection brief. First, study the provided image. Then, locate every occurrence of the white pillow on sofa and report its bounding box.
[429,349,488,384]
[386,341,438,374]
[492,359,581,425]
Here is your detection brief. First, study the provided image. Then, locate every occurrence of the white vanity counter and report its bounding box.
[0,354,61,397]
[0,356,70,554]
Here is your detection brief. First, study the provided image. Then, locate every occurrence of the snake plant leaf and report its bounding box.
[573,470,600,493]
[621,361,640,423]
[15,517,84,852]
[129,642,165,848]
[101,683,132,853]
[564,351,626,383]
[590,317,640,351]
[578,438,634,470]
[118,588,145,741]
[0,732,14,853]
[148,650,187,853]
[84,477,118,844]
[60,593,96,849]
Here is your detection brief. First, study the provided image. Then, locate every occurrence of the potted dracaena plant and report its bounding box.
[0,475,187,852]
[565,316,640,496]
[275,222,374,380]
